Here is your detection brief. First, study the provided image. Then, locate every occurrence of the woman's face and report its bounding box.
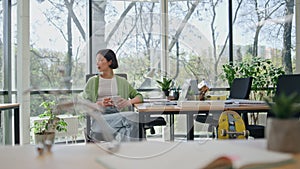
[96,54,112,72]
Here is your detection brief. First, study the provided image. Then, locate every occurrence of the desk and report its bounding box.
[135,102,269,141]
[0,103,20,144]
[0,140,299,169]
[0,143,105,169]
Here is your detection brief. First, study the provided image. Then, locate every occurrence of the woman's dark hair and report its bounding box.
[97,49,119,69]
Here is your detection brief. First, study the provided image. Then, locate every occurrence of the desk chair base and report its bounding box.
[247,125,265,138]
[195,114,218,132]
[144,117,166,135]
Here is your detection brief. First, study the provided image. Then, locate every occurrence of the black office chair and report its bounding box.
[271,74,300,118]
[84,73,166,142]
[244,74,300,139]
[229,77,266,138]
[195,77,253,135]
[228,77,253,99]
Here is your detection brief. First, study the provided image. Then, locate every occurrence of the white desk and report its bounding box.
[0,143,105,169]
[0,140,299,169]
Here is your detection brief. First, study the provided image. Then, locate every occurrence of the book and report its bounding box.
[96,140,293,169]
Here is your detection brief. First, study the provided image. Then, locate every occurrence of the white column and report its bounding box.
[17,0,31,145]
[91,0,107,73]
[296,0,300,73]
[160,0,169,77]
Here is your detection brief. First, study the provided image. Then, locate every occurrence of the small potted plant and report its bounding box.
[265,92,300,153]
[31,101,68,145]
[156,77,173,97]
[171,85,181,100]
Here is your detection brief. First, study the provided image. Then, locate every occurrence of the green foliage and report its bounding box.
[222,57,285,99]
[265,93,300,119]
[156,77,173,91]
[31,100,68,134]
[31,120,48,134]
[171,85,181,92]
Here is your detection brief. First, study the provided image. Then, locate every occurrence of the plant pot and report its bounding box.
[34,132,55,145]
[266,118,300,153]
[163,90,170,97]
[173,92,180,100]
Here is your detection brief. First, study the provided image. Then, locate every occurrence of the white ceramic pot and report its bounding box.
[34,132,55,145]
[266,118,300,153]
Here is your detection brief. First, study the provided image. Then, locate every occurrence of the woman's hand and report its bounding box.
[116,98,132,109]
[97,97,114,107]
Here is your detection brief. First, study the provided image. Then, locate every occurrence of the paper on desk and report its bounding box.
[96,141,293,169]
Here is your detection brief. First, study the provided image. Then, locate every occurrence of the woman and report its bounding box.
[81,49,143,142]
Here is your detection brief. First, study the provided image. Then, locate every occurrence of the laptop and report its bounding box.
[153,79,197,105]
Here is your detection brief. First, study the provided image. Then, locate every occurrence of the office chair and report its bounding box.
[271,74,300,118]
[195,77,253,135]
[228,77,253,99]
[245,74,300,139]
[84,73,166,142]
[228,77,266,138]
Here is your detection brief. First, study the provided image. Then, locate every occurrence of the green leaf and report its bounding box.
[156,77,173,91]
[265,92,300,119]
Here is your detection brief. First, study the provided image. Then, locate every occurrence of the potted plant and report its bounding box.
[31,100,68,145]
[265,93,300,153]
[221,57,285,138]
[222,57,285,100]
[171,85,181,100]
[156,77,173,97]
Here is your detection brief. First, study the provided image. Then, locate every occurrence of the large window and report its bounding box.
[167,0,229,88]
[30,0,87,91]
[29,0,87,116]
[27,0,296,96]
[90,1,229,90]
[90,1,162,90]
[233,0,295,73]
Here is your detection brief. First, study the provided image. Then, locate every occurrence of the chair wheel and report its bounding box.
[150,127,155,134]
[244,130,250,137]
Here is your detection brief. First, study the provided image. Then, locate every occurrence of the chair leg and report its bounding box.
[150,127,155,134]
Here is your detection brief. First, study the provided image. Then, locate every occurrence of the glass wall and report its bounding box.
[231,0,295,100]
[0,0,3,144]
[167,0,229,88]
[90,0,230,93]
[29,0,87,115]
[233,0,296,73]
[30,0,87,90]
[0,1,3,92]
[28,0,296,102]
[90,1,162,91]
[29,0,87,143]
